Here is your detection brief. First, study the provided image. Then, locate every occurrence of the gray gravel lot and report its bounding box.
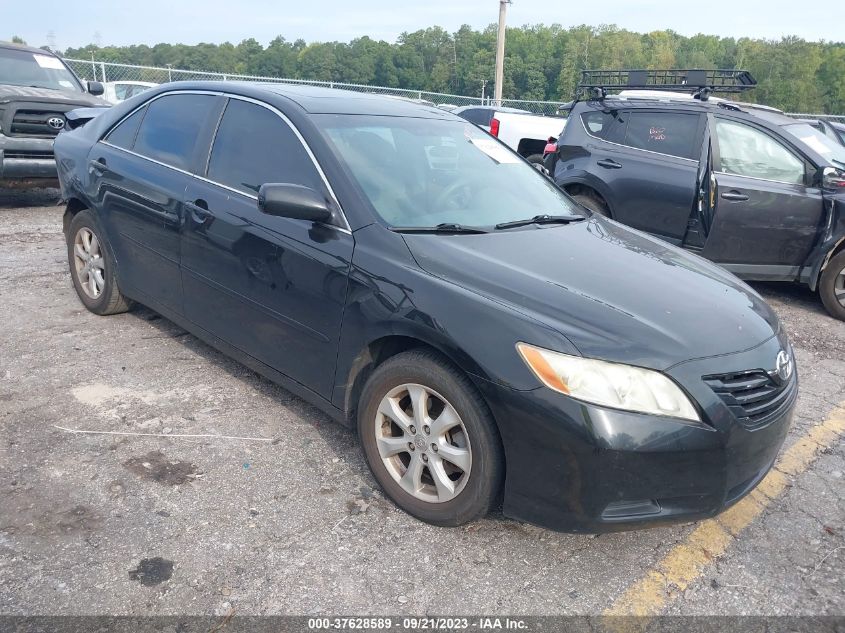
[1,189,843,616]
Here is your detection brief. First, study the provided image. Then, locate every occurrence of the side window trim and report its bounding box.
[97,90,350,233]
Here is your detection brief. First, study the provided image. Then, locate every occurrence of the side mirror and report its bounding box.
[87,81,104,96]
[257,183,333,223]
[820,166,845,190]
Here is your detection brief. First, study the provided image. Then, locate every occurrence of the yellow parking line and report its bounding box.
[604,402,845,619]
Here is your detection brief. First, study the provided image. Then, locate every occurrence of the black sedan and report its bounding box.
[53,83,796,532]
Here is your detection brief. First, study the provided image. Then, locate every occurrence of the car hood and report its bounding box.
[402,217,780,370]
[0,84,108,107]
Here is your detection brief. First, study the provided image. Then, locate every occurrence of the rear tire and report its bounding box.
[819,250,845,321]
[571,193,610,218]
[357,349,504,527]
[67,210,133,316]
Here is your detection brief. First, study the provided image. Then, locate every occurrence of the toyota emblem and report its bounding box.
[775,349,793,382]
[47,116,65,130]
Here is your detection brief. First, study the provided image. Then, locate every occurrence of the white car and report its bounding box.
[102,81,157,104]
[453,105,566,164]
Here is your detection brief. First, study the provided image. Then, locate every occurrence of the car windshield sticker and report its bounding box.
[58,80,74,89]
[469,137,520,164]
[649,126,667,141]
[33,54,66,70]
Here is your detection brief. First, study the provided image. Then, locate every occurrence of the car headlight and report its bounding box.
[516,343,701,422]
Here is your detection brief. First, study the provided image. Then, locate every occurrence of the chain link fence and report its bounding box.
[64,59,845,121]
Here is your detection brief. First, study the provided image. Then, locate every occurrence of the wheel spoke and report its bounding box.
[376,435,408,458]
[398,454,425,496]
[92,269,105,294]
[428,455,458,501]
[90,257,104,270]
[89,233,100,257]
[88,271,98,296]
[406,384,429,426]
[378,396,413,433]
[74,244,89,261]
[429,405,461,437]
[436,442,471,473]
[81,229,91,253]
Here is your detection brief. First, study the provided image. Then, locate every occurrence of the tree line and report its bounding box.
[16,25,845,113]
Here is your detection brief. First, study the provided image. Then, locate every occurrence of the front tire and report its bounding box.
[571,193,610,218]
[819,250,845,321]
[357,349,504,527]
[67,210,132,316]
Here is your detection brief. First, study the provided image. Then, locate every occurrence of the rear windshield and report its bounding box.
[783,123,845,168]
[317,115,581,228]
[0,47,82,92]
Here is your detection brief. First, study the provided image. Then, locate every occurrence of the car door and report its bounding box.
[180,97,354,397]
[701,116,825,273]
[91,92,221,313]
[598,109,704,244]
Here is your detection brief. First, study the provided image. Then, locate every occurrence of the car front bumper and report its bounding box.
[0,134,58,186]
[476,332,796,533]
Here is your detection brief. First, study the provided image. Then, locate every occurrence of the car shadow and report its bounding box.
[0,186,62,209]
[749,281,829,317]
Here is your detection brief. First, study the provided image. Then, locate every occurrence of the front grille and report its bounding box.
[3,149,54,160]
[10,110,65,137]
[704,369,796,429]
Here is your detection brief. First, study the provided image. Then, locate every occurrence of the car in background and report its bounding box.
[0,41,108,189]
[550,73,845,321]
[102,81,157,104]
[54,82,795,533]
[804,118,845,147]
[453,105,565,164]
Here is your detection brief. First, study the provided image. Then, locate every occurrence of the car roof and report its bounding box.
[829,120,845,132]
[0,41,61,56]
[155,81,458,119]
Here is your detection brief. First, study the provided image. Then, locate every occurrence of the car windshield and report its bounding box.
[0,47,82,92]
[317,115,581,228]
[783,123,845,168]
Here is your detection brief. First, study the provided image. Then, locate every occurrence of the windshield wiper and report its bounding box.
[391,223,490,234]
[494,214,584,230]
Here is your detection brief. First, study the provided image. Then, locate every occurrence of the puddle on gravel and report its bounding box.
[123,451,199,486]
[128,557,174,586]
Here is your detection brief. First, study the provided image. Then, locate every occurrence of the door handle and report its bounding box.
[721,191,749,201]
[186,199,211,222]
[597,159,622,169]
[89,158,108,173]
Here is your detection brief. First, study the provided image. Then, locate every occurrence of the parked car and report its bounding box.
[0,42,108,189]
[453,105,566,164]
[804,118,845,147]
[102,81,157,104]
[551,79,845,321]
[55,83,796,533]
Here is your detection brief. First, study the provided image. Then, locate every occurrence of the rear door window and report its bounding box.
[104,106,146,150]
[459,108,493,126]
[622,111,701,159]
[133,93,217,171]
[206,98,323,196]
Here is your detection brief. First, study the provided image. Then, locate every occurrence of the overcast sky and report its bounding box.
[7,0,843,50]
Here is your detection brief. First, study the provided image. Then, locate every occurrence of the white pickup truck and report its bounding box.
[453,105,566,164]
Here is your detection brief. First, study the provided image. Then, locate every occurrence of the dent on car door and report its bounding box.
[594,110,703,244]
[180,97,354,398]
[702,117,824,275]
[91,93,221,312]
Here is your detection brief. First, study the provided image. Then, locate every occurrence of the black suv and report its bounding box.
[0,42,108,189]
[549,70,845,321]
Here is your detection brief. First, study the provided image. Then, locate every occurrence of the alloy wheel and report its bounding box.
[374,383,472,503]
[73,227,105,299]
[836,267,845,308]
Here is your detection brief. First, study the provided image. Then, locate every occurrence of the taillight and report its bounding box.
[490,117,500,137]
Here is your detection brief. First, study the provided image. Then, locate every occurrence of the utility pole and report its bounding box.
[494,0,511,106]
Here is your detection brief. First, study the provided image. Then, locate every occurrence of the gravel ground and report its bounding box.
[1,188,843,617]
